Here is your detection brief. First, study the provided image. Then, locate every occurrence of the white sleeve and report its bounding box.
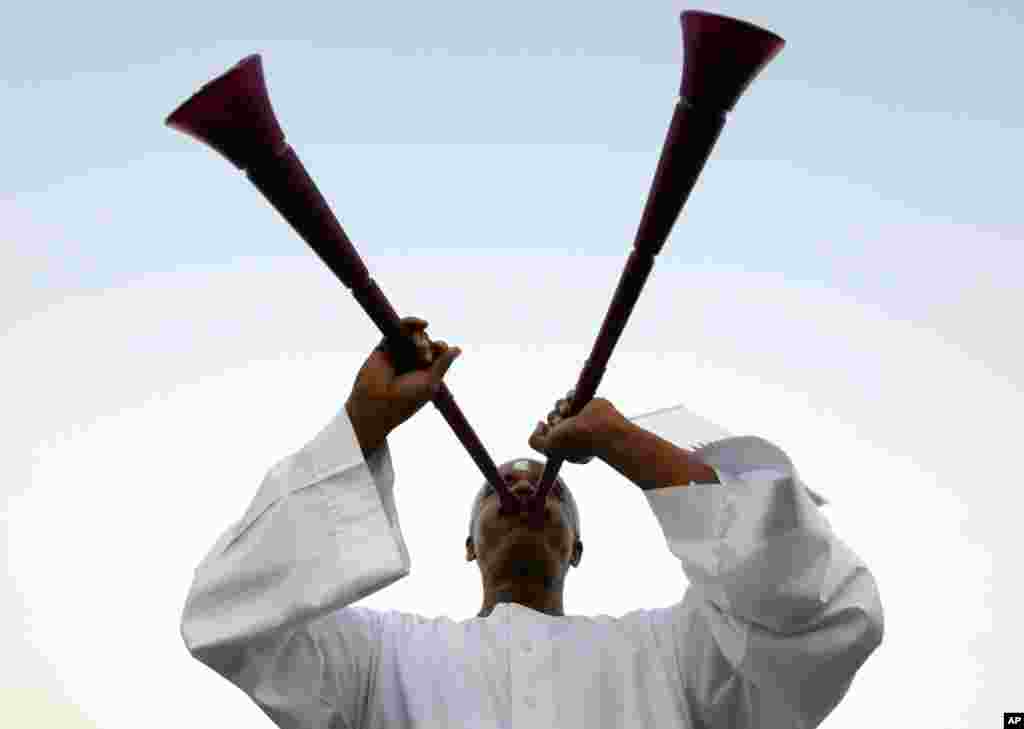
[180,405,411,729]
[643,435,883,729]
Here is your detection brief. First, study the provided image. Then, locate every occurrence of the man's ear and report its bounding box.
[465,535,476,562]
[569,539,583,568]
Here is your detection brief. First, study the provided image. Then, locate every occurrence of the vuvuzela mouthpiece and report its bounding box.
[166,54,286,171]
[679,10,786,112]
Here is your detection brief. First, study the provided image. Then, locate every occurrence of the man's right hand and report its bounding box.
[528,391,631,465]
[346,316,462,455]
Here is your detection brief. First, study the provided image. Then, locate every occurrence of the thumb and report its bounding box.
[430,346,462,392]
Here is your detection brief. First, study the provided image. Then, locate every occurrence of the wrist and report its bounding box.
[593,414,637,461]
[346,399,389,456]
[597,420,712,490]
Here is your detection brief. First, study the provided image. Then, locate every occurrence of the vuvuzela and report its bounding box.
[528,11,786,529]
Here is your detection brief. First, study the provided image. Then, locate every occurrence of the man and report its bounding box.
[182,317,883,729]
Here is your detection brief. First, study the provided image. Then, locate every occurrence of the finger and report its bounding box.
[410,329,434,364]
[428,344,462,390]
[376,333,423,358]
[529,422,549,452]
[376,331,420,353]
[429,341,447,364]
[399,319,429,349]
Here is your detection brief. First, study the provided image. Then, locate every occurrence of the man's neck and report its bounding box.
[478,586,565,617]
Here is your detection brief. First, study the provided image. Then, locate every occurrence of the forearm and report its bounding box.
[597,419,719,490]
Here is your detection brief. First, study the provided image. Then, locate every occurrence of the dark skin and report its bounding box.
[346,316,718,618]
[465,458,582,618]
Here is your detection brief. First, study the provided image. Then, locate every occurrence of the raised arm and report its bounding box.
[533,398,882,727]
[629,414,882,728]
[181,318,461,729]
[598,417,720,489]
[529,393,718,489]
[181,406,406,728]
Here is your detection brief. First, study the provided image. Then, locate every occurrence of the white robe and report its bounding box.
[181,402,882,729]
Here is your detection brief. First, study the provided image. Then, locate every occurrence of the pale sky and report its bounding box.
[3,1,1021,727]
